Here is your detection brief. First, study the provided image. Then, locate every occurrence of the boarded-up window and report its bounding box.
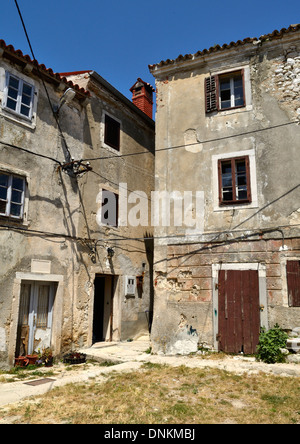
[287,261,300,307]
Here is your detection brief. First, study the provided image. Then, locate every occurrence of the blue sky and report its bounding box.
[1,0,299,105]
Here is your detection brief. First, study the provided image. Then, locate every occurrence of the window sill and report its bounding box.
[206,104,253,117]
[101,143,121,156]
[0,215,29,228]
[220,199,251,206]
[213,202,258,212]
[1,108,36,130]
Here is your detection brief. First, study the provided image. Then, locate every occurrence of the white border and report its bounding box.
[0,65,39,130]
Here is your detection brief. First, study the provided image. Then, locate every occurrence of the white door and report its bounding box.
[17,282,55,355]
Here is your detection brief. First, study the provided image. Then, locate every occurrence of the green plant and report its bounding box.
[256,324,288,364]
[37,347,53,365]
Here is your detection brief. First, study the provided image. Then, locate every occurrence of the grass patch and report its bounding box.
[1,366,300,424]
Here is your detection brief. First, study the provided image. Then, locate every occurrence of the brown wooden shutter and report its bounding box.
[287,261,300,307]
[218,159,223,204]
[205,76,218,113]
[245,155,252,203]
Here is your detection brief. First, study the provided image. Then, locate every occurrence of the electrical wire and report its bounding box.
[0,140,62,165]
[7,1,300,253]
[82,120,299,162]
[14,0,73,162]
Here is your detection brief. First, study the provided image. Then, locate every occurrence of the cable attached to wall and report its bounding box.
[14,0,73,163]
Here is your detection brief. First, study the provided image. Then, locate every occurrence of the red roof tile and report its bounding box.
[149,24,300,71]
[0,39,90,98]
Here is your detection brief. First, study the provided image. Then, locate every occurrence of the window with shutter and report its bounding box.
[205,70,245,113]
[287,261,300,307]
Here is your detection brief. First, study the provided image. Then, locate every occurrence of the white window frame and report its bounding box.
[3,72,35,121]
[0,163,30,223]
[219,74,243,110]
[211,65,252,115]
[0,172,25,219]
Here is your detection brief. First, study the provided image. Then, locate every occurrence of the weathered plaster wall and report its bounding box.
[150,31,300,355]
[64,72,155,346]
[0,59,89,368]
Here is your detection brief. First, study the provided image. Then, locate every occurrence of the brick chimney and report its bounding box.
[130,78,155,119]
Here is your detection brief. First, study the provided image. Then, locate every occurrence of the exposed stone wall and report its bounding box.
[262,54,300,121]
[165,238,299,309]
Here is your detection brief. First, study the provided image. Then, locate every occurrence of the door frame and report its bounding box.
[212,263,268,351]
[92,274,116,343]
[9,273,63,366]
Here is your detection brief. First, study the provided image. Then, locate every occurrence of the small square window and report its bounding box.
[218,156,251,205]
[104,114,120,151]
[0,172,25,219]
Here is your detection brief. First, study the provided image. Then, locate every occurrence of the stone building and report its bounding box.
[60,70,155,345]
[149,25,300,355]
[0,41,154,369]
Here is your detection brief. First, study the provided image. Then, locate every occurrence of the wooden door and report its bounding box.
[287,261,300,307]
[218,269,260,354]
[16,282,54,356]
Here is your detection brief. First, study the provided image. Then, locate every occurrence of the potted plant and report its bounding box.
[38,347,54,367]
[63,351,86,365]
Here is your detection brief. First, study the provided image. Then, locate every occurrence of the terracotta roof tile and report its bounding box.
[149,24,300,71]
[0,39,90,98]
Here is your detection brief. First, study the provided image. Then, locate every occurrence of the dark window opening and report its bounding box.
[104,114,120,151]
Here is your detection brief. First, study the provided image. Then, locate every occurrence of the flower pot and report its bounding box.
[44,357,53,367]
[63,353,86,365]
[26,354,38,365]
[15,356,29,367]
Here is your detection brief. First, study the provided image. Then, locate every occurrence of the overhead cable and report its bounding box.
[82,120,299,162]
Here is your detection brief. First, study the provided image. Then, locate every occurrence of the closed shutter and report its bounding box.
[287,261,300,307]
[205,76,218,113]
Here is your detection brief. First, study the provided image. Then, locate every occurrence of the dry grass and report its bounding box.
[1,363,300,424]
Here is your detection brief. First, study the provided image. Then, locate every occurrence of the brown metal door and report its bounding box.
[218,269,260,354]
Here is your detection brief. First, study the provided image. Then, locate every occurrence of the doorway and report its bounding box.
[93,275,114,343]
[218,269,260,354]
[16,281,55,356]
